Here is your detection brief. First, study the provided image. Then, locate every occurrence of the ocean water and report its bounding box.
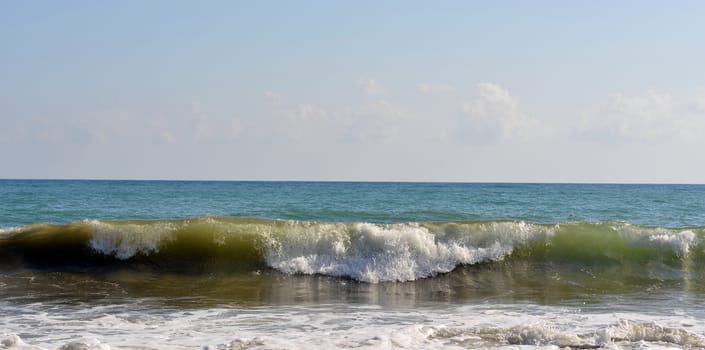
[2,180,705,349]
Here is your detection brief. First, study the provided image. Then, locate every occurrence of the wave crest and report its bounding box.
[266,221,551,282]
[87,220,179,260]
[2,217,704,283]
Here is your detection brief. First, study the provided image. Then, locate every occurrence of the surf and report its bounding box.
[1,217,704,283]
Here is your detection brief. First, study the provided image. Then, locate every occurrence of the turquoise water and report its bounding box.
[3,180,705,349]
[2,180,704,227]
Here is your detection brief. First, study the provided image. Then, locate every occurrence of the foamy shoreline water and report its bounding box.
[2,302,704,349]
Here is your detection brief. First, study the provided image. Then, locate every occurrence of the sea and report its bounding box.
[2,180,705,349]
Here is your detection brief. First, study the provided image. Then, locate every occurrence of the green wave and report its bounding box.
[1,217,704,283]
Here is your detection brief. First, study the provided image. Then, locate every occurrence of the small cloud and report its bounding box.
[356,79,385,96]
[265,91,283,106]
[340,99,404,143]
[63,112,130,145]
[458,82,537,143]
[271,100,331,141]
[151,118,178,144]
[262,91,331,141]
[14,126,28,142]
[191,101,214,143]
[191,101,203,114]
[579,89,705,143]
[159,130,176,144]
[194,115,213,143]
[417,82,455,94]
[227,118,243,139]
[288,103,328,122]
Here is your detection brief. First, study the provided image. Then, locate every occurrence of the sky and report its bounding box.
[2,1,705,183]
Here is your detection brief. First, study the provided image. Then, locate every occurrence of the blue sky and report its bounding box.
[2,1,705,182]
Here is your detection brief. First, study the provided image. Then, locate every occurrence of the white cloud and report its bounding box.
[458,82,538,142]
[356,79,386,95]
[263,89,407,144]
[150,117,178,144]
[191,102,213,143]
[284,103,330,140]
[191,101,203,115]
[417,82,455,94]
[13,126,28,142]
[264,91,283,106]
[189,101,245,143]
[263,91,331,141]
[64,112,132,145]
[287,103,329,122]
[341,99,404,143]
[227,118,243,139]
[580,90,705,143]
[194,115,213,143]
[159,130,176,144]
[8,112,159,147]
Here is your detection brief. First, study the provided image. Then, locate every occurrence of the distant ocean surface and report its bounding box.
[3,180,705,349]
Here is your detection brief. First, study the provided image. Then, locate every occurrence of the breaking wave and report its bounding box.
[1,217,704,283]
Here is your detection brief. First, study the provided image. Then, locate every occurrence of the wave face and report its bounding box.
[2,217,704,283]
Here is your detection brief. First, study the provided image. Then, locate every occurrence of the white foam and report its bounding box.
[265,221,552,283]
[648,230,698,257]
[86,220,178,259]
[616,224,700,257]
[0,334,110,350]
[3,302,704,350]
[55,338,110,350]
[1,333,40,349]
[597,319,705,347]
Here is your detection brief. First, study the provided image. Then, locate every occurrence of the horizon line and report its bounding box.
[1,178,704,186]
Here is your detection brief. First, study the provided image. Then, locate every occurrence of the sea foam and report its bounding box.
[86,219,178,260]
[265,221,551,283]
